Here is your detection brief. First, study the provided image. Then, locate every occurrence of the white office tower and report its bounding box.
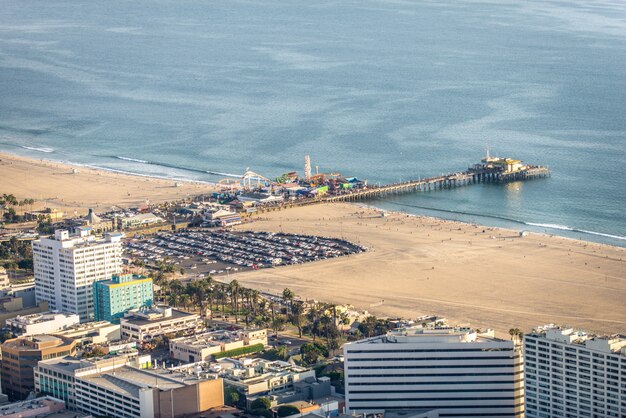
[344,326,524,417]
[524,324,626,418]
[33,229,123,322]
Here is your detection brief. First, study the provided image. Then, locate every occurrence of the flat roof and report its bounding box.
[80,366,209,398]
[122,308,196,326]
[39,356,87,373]
[172,329,265,348]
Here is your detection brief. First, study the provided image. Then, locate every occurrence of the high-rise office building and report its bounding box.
[32,229,123,322]
[524,324,626,418]
[93,274,153,323]
[344,326,524,417]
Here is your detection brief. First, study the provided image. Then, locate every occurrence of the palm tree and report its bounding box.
[282,288,295,312]
[508,328,522,343]
[307,302,323,342]
[290,301,306,338]
[229,280,240,323]
[179,294,191,311]
[250,289,260,319]
[214,286,226,316]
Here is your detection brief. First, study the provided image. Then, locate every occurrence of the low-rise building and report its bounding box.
[93,274,154,323]
[0,395,91,418]
[170,328,267,362]
[524,324,626,418]
[217,358,317,397]
[0,295,49,327]
[203,208,242,227]
[26,207,65,222]
[120,306,203,341]
[117,213,163,229]
[36,354,223,418]
[0,266,9,289]
[54,320,121,345]
[1,335,77,401]
[6,311,80,336]
[36,349,150,410]
[2,278,38,307]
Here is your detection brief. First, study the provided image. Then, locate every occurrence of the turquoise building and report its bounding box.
[93,274,154,323]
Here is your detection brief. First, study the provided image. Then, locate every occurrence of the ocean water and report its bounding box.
[0,0,625,246]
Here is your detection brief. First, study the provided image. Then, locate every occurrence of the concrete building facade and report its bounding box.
[343,326,524,417]
[120,306,203,341]
[0,295,48,327]
[93,274,153,323]
[54,320,121,345]
[524,324,626,418]
[32,229,123,322]
[36,354,223,418]
[0,395,91,418]
[5,311,80,336]
[217,358,317,397]
[170,328,267,362]
[1,335,77,401]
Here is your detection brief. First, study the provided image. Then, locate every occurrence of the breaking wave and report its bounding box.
[20,145,54,153]
[384,201,626,242]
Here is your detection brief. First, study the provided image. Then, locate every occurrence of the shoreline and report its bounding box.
[2,150,624,248]
[0,150,624,334]
[353,202,625,252]
[0,152,218,214]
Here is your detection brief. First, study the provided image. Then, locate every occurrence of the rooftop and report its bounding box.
[171,329,265,348]
[95,273,152,288]
[122,306,196,325]
[530,324,626,355]
[80,365,213,398]
[38,350,141,375]
[7,311,79,325]
[56,320,119,333]
[2,334,74,351]
[348,325,507,346]
[0,395,86,417]
[119,212,162,221]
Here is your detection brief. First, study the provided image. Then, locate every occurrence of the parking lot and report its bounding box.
[125,230,366,276]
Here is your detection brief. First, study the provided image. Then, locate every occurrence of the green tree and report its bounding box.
[358,316,392,338]
[224,387,240,406]
[300,342,325,365]
[261,346,288,361]
[229,279,240,323]
[250,397,272,410]
[282,288,294,310]
[289,301,306,338]
[277,405,300,417]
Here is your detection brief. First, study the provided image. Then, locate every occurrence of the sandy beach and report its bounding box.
[1,153,624,334]
[0,153,216,213]
[231,203,626,335]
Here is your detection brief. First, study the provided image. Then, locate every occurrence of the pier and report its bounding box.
[323,160,550,203]
[226,154,550,215]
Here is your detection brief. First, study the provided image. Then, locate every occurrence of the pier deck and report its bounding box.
[323,166,549,203]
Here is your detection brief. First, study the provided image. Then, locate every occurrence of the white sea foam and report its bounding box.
[207,171,242,178]
[116,156,149,164]
[576,229,626,241]
[526,223,625,241]
[20,145,54,153]
[525,222,574,231]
